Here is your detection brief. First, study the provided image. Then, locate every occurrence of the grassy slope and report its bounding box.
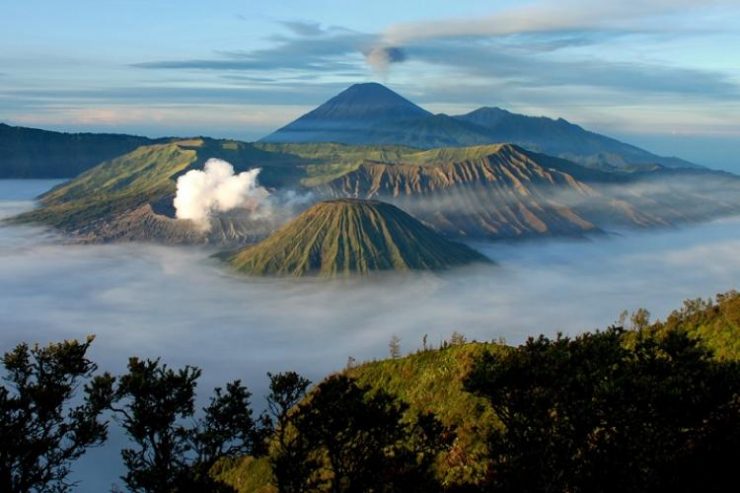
[226,199,491,277]
[254,142,418,186]
[9,139,314,232]
[216,291,740,491]
[346,343,507,486]
[13,143,198,229]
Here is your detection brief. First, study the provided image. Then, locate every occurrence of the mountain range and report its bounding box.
[261,83,699,171]
[5,81,740,265]
[1,82,702,179]
[12,137,740,246]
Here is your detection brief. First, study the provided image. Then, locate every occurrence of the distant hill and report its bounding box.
[322,144,606,238]
[224,199,490,277]
[10,138,301,245]
[0,123,154,178]
[261,83,701,170]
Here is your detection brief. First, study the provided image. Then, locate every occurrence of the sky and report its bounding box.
[1,0,739,170]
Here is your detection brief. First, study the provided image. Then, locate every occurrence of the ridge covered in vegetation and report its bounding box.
[0,123,155,178]
[215,290,740,492]
[12,138,740,245]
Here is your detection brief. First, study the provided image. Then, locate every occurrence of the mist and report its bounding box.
[2,180,740,491]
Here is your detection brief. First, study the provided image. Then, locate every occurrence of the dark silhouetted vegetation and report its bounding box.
[465,326,740,492]
[0,336,114,493]
[111,358,257,493]
[272,374,450,493]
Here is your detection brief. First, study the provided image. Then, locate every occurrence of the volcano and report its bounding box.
[224,199,490,277]
[260,82,431,144]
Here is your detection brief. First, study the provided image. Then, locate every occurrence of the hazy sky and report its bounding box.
[1,0,739,169]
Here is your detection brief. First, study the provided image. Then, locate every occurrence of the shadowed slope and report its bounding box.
[456,107,699,170]
[226,199,490,277]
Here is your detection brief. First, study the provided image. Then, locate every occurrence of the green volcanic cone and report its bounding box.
[226,199,491,277]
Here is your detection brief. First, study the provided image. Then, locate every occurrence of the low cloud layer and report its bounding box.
[173,158,271,230]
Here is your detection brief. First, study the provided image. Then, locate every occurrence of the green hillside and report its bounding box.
[216,291,740,492]
[9,138,321,241]
[225,199,491,277]
[649,291,740,360]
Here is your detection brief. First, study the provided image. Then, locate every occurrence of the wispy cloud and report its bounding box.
[404,41,739,98]
[133,29,373,74]
[279,20,327,37]
[379,0,733,45]
[130,3,739,105]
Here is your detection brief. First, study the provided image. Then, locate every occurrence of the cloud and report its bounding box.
[173,159,271,230]
[357,0,740,98]
[280,20,326,37]
[126,4,739,104]
[364,46,406,74]
[379,0,733,45]
[402,40,739,98]
[133,30,373,73]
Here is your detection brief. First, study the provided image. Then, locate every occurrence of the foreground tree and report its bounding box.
[465,327,740,493]
[263,371,312,493]
[274,374,449,493]
[113,358,257,493]
[0,336,114,493]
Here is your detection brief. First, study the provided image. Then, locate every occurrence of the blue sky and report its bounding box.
[1,0,739,170]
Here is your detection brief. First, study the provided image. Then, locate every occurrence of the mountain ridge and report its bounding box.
[12,139,740,245]
[0,123,156,178]
[261,83,702,170]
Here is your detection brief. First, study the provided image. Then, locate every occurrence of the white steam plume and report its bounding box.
[173,158,270,231]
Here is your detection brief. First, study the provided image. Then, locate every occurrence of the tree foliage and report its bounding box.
[273,375,450,493]
[465,326,740,493]
[0,336,114,493]
[112,358,257,493]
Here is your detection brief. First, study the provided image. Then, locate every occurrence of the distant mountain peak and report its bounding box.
[324,82,431,111]
[260,82,431,143]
